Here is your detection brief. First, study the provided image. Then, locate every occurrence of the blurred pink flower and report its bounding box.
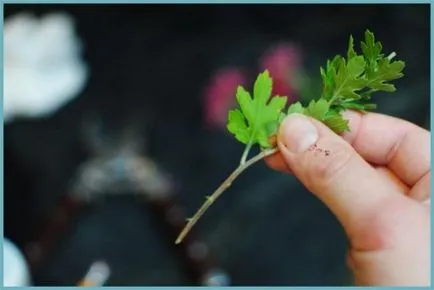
[260,43,302,99]
[203,43,303,130]
[203,68,246,128]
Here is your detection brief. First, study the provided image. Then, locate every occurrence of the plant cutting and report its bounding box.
[175,30,405,244]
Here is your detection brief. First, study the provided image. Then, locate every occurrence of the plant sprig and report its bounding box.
[175,30,405,244]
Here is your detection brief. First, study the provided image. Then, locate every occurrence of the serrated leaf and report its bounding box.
[278,112,286,123]
[334,56,366,95]
[227,109,250,144]
[323,114,350,133]
[253,70,273,104]
[227,30,404,151]
[318,29,405,115]
[181,30,406,246]
[346,56,366,77]
[227,70,287,148]
[235,86,253,122]
[369,82,396,92]
[365,60,404,93]
[340,101,377,112]
[361,29,383,65]
[257,128,272,148]
[305,99,329,121]
[347,35,357,60]
[265,120,280,137]
[287,101,305,115]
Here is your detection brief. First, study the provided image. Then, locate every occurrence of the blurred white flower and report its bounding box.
[4,12,88,122]
[3,238,31,286]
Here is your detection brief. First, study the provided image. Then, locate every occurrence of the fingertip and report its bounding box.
[278,113,320,154]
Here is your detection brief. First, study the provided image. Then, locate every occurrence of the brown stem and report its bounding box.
[175,147,279,244]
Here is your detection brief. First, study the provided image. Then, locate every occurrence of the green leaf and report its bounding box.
[278,112,286,123]
[227,30,405,149]
[235,86,253,122]
[318,30,405,112]
[359,30,405,96]
[305,99,329,121]
[339,101,377,112]
[227,109,250,144]
[333,56,366,100]
[227,70,288,148]
[265,120,280,137]
[346,56,366,77]
[180,30,406,246]
[365,59,405,93]
[287,102,305,115]
[253,69,273,104]
[323,113,350,133]
[347,35,357,60]
[294,30,404,133]
[361,30,383,66]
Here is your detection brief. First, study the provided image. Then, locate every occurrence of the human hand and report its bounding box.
[266,111,430,286]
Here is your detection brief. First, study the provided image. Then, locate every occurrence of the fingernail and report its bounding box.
[280,114,319,153]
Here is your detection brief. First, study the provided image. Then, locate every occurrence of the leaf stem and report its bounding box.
[240,143,253,165]
[328,93,340,107]
[175,147,279,244]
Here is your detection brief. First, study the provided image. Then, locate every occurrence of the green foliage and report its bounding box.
[227,70,287,148]
[287,29,404,134]
[228,29,405,150]
[175,30,406,244]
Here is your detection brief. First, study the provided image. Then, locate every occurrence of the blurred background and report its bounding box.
[3,4,430,286]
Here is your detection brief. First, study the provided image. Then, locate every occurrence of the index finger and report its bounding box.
[341,110,430,187]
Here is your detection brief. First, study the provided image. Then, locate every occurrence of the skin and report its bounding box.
[265,110,430,286]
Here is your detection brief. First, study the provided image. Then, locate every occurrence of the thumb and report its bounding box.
[277,113,401,238]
